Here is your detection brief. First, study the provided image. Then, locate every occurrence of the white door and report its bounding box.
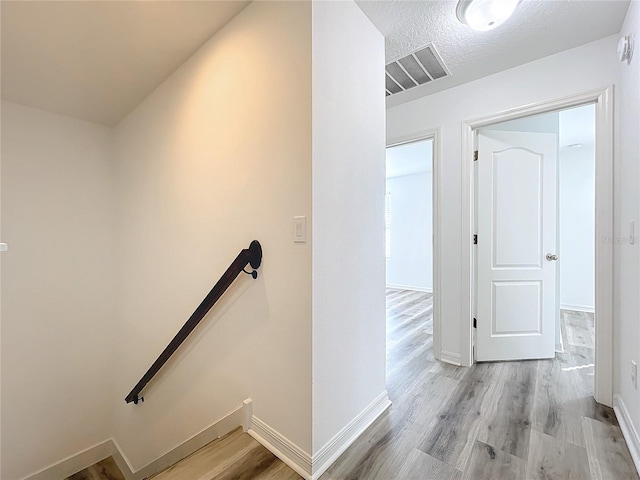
[476,130,558,361]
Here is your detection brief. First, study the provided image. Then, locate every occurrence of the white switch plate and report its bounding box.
[0,243,7,252]
[632,360,638,389]
[294,216,307,243]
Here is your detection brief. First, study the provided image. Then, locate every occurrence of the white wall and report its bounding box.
[485,111,559,135]
[1,101,116,480]
[387,36,622,362]
[112,1,313,468]
[559,144,595,311]
[1,1,387,476]
[385,172,433,291]
[311,0,387,456]
[615,0,640,456]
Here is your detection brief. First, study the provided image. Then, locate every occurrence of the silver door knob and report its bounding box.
[546,253,558,261]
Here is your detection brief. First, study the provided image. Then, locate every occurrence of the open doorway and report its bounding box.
[385,136,440,360]
[557,106,597,362]
[461,88,613,405]
[385,139,433,293]
[472,103,597,393]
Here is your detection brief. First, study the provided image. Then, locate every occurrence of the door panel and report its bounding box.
[476,130,557,361]
[493,281,541,335]
[492,148,542,268]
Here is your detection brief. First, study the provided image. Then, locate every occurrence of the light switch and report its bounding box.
[294,216,307,243]
[0,243,7,252]
[630,220,636,245]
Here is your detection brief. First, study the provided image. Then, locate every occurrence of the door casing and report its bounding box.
[461,87,614,406]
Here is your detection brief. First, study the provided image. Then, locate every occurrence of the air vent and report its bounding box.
[385,44,450,97]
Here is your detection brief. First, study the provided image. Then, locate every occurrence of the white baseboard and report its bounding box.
[23,440,116,480]
[23,401,249,480]
[560,304,595,313]
[386,284,433,293]
[613,394,640,476]
[556,330,565,354]
[441,350,462,366]
[23,394,393,480]
[110,439,136,480]
[248,417,312,479]
[248,391,391,480]
[311,390,391,479]
[132,401,247,479]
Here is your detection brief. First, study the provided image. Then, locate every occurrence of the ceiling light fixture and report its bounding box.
[456,0,520,31]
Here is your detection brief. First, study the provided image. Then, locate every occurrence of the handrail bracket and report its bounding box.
[242,240,262,279]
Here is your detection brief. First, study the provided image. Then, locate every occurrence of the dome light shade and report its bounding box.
[456,0,520,31]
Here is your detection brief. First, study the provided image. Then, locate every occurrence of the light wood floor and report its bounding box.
[64,457,125,480]
[80,290,638,479]
[150,427,301,480]
[320,289,639,479]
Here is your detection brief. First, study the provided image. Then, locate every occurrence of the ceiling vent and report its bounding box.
[385,44,450,96]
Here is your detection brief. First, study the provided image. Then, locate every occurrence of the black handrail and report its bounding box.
[125,240,263,404]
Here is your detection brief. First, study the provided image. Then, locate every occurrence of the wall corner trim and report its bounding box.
[311,390,391,480]
[560,304,595,313]
[132,401,248,479]
[440,350,462,366]
[247,418,313,479]
[21,440,117,480]
[386,284,433,293]
[613,394,640,476]
[247,390,391,480]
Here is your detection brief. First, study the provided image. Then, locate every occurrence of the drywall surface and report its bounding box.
[311,0,386,455]
[1,97,3,480]
[615,0,640,453]
[559,145,595,311]
[485,111,559,135]
[387,35,620,364]
[112,0,313,467]
[385,172,433,291]
[1,101,116,480]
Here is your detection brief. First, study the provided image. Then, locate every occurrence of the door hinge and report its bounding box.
[473,318,477,328]
[473,234,477,245]
[473,150,478,161]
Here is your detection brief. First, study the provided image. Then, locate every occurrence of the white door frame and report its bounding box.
[387,128,442,361]
[460,87,614,406]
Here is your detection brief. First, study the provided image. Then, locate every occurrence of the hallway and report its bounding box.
[321,289,638,479]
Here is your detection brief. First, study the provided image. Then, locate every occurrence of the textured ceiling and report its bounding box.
[1,1,250,126]
[356,0,630,107]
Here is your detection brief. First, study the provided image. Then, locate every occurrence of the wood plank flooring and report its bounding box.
[320,289,639,480]
[74,292,638,479]
[64,457,125,480]
[150,428,301,480]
